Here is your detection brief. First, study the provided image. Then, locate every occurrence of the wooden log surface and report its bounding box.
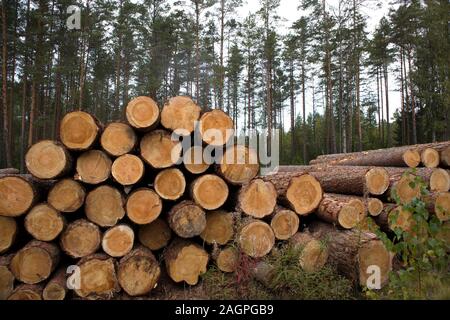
[60,219,102,258]
[0,217,17,254]
[0,255,15,300]
[125,96,160,131]
[25,140,72,179]
[59,111,101,151]
[237,179,277,218]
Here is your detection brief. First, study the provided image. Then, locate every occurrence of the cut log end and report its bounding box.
[101,122,137,156]
[286,174,323,215]
[430,169,450,192]
[60,111,100,151]
[138,218,171,251]
[76,150,112,185]
[365,168,390,195]
[183,146,210,174]
[0,176,35,217]
[199,110,234,146]
[0,264,14,300]
[8,284,43,300]
[389,206,415,233]
[239,220,275,258]
[168,201,206,238]
[191,174,229,210]
[161,96,201,134]
[393,175,421,204]
[421,148,440,168]
[43,269,67,300]
[216,247,239,273]
[48,179,85,213]
[126,96,160,131]
[0,216,17,254]
[25,203,65,242]
[441,147,450,167]
[403,149,421,168]
[112,154,144,186]
[200,210,234,245]
[358,240,392,288]
[435,192,450,222]
[368,198,384,217]
[102,225,134,258]
[155,168,186,200]
[126,188,162,225]
[337,205,360,229]
[61,219,101,258]
[25,140,70,179]
[238,179,277,218]
[140,130,182,169]
[219,145,259,185]
[85,185,125,227]
[165,239,209,285]
[291,232,329,273]
[271,209,299,240]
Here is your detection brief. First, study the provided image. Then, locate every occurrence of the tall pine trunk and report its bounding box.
[2,0,11,167]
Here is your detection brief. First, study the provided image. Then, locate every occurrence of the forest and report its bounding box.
[0,0,449,169]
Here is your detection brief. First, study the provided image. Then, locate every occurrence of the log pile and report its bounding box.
[1,95,447,300]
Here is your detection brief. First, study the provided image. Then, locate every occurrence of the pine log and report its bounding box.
[237,179,277,218]
[60,111,101,151]
[111,154,145,186]
[373,204,398,232]
[75,150,112,185]
[421,148,440,168]
[190,174,229,210]
[43,268,67,300]
[60,219,101,258]
[270,207,299,240]
[25,140,72,179]
[0,175,37,217]
[164,239,209,286]
[168,200,206,238]
[261,173,323,216]
[138,218,171,251]
[118,246,161,296]
[85,185,125,227]
[47,179,85,213]
[309,221,393,288]
[183,146,210,174]
[0,168,19,175]
[199,109,234,146]
[75,254,120,300]
[215,246,239,273]
[429,192,450,222]
[251,261,276,287]
[367,198,384,217]
[125,96,160,131]
[10,240,60,284]
[290,231,328,272]
[200,210,235,245]
[154,168,186,201]
[100,122,137,157]
[102,224,135,258]
[218,145,259,185]
[140,129,182,169]
[126,188,162,225]
[0,255,14,300]
[388,168,434,204]
[8,284,43,300]
[430,169,450,192]
[238,219,275,258]
[316,194,366,229]
[24,203,65,241]
[441,147,450,167]
[160,96,201,135]
[0,216,17,254]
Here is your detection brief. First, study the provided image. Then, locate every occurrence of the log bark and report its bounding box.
[199,109,234,146]
[270,207,299,240]
[215,246,239,273]
[111,154,144,186]
[290,231,328,272]
[164,239,209,286]
[183,146,210,174]
[59,111,101,151]
[200,210,235,245]
[43,267,67,300]
[102,224,134,258]
[367,198,384,217]
[8,284,43,300]
[10,240,60,284]
[309,221,393,288]
[238,219,275,258]
[47,178,86,213]
[0,168,19,175]
[167,200,206,238]
[161,96,201,135]
[0,255,14,300]
[75,254,120,300]
[25,203,65,241]
[125,96,160,131]
[118,246,161,296]
[140,130,182,169]
[60,219,101,258]
[237,179,277,218]
[190,174,229,210]
[25,140,72,179]
[138,218,171,251]
[154,168,186,201]
[441,147,450,167]
[316,194,365,229]
[262,173,323,216]
[126,188,162,225]
[85,185,125,227]
[75,150,112,185]
[430,169,450,192]
[100,122,137,157]
[0,216,17,253]
[218,145,259,185]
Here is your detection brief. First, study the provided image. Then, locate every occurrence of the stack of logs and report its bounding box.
[0,95,449,300]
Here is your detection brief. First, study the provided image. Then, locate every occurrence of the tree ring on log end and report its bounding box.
[430,169,450,192]
[25,204,64,241]
[271,209,299,240]
[155,168,186,200]
[0,176,35,217]
[101,122,137,156]
[126,96,159,130]
[403,149,421,168]
[368,198,384,217]
[126,188,162,225]
[48,179,85,213]
[299,239,328,273]
[358,240,392,288]
[286,174,323,215]
[60,111,99,150]
[365,168,390,195]
[200,210,234,245]
[435,192,450,222]
[112,154,144,186]
[199,110,234,146]
[239,221,275,258]
[25,140,69,179]
[161,96,201,135]
[192,175,229,210]
[102,225,134,258]
[338,205,359,229]
[219,145,259,185]
[238,179,277,218]
[421,148,440,168]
